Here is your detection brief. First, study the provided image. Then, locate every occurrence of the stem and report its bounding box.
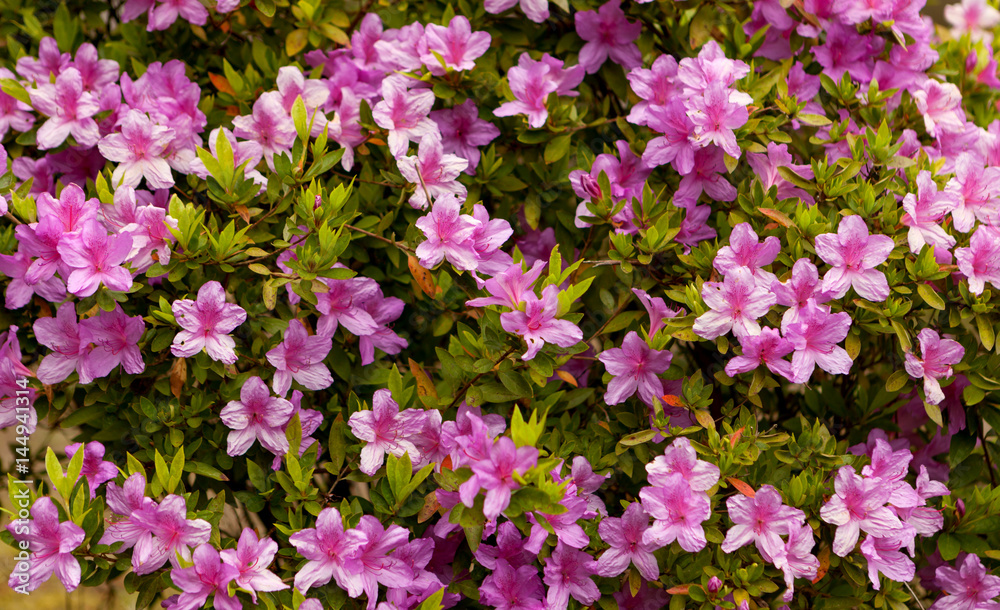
[344,224,414,253]
[979,417,998,487]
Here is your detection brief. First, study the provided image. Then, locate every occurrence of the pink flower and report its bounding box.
[275,66,330,137]
[724,327,795,381]
[5,497,84,593]
[348,389,426,476]
[98,109,175,189]
[500,284,584,361]
[861,534,916,590]
[479,559,546,610]
[646,437,720,491]
[148,0,209,31]
[642,100,698,175]
[469,437,538,520]
[721,485,805,560]
[632,287,681,337]
[372,75,437,158]
[99,473,156,551]
[0,67,35,137]
[29,67,101,150]
[356,293,408,366]
[57,221,134,297]
[945,153,1000,233]
[902,170,959,257]
[352,516,415,610]
[33,302,86,384]
[467,259,547,309]
[945,0,1000,42]
[170,544,241,610]
[130,495,212,574]
[79,305,146,379]
[772,522,819,602]
[714,223,781,287]
[746,142,816,203]
[913,79,966,138]
[598,331,673,405]
[232,91,296,168]
[219,528,288,602]
[639,471,711,552]
[820,465,905,557]
[266,320,333,396]
[626,55,679,126]
[430,99,500,172]
[421,16,491,74]
[687,81,751,159]
[484,0,550,23]
[693,267,776,340]
[814,215,895,302]
[955,225,1000,295]
[674,147,737,207]
[220,376,294,457]
[574,0,642,74]
[783,302,853,383]
[904,328,965,405]
[170,280,248,364]
[315,273,382,337]
[288,507,368,594]
[15,37,70,84]
[771,258,835,331]
[415,193,480,270]
[397,130,469,209]
[468,204,514,277]
[495,54,584,129]
[0,250,66,310]
[931,554,1000,610]
[594,502,660,581]
[543,543,600,610]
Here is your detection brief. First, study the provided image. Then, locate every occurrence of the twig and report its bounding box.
[979,418,998,487]
[344,223,415,253]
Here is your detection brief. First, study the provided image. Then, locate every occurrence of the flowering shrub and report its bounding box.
[4,0,1000,609]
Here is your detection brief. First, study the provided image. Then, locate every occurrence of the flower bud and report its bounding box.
[707,576,722,595]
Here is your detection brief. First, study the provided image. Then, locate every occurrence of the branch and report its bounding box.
[344,224,415,253]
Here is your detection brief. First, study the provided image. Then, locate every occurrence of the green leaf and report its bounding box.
[168,447,185,494]
[256,0,276,17]
[977,314,995,351]
[387,452,413,500]
[45,447,65,497]
[885,370,909,393]
[183,461,230,481]
[417,587,445,610]
[797,113,832,126]
[292,95,309,142]
[924,401,944,427]
[938,533,961,561]
[544,135,572,164]
[917,283,945,310]
[1,78,31,105]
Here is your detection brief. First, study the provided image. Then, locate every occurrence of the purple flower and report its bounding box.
[820,465,905,557]
[713,223,781,288]
[500,285,584,361]
[29,67,101,149]
[348,389,426,476]
[288,507,368,594]
[721,485,805,560]
[130,495,212,574]
[543,542,599,610]
[79,305,146,379]
[5,497,84,593]
[931,554,1000,610]
[642,100,698,175]
[861,534,916,590]
[771,258,835,331]
[397,130,468,210]
[266,320,333,396]
[746,142,816,203]
[0,67,35,137]
[98,109,175,189]
[99,473,156,551]
[468,204,515,277]
[356,293,408,366]
[495,54,583,129]
[372,75,436,158]
[639,471,711,552]
[724,328,795,381]
[626,55,679,126]
[232,91,296,168]
[315,272,382,337]
[415,193,480,270]
[430,99,500,172]
[33,303,86,384]
[598,331,672,405]
[169,544,241,610]
[64,441,119,498]
[947,153,1000,233]
[902,170,959,257]
[479,559,546,610]
[815,215,895,301]
[219,376,294,457]
[469,437,538,520]
[421,16,491,74]
[57,221,134,297]
[693,267,776,340]
[914,79,965,138]
[170,280,247,364]
[905,328,965,406]
[772,522,819,602]
[784,302,853,384]
[0,250,66,309]
[475,521,536,570]
[219,528,288,602]
[574,0,642,74]
[595,502,659,581]
[632,287,681,337]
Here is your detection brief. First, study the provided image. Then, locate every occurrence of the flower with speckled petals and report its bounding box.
[98,109,175,189]
[348,389,426,476]
[598,331,673,406]
[814,215,895,302]
[219,376,294,457]
[693,267,776,340]
[574,0,642,74]
[266,320,333,397]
